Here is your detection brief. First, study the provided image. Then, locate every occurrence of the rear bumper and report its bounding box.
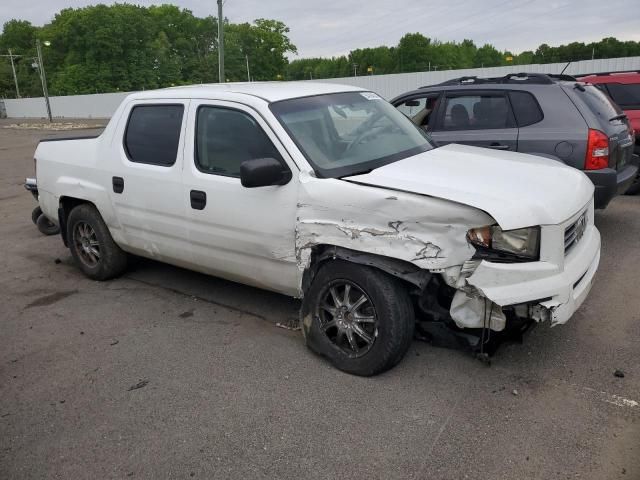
[584,162,638,208]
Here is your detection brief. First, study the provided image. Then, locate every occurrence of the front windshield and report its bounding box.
[270,91,433,178]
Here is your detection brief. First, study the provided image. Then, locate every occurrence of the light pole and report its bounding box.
[0,49,22,98]
[35,39,52,122]
[217,0,225,83]
[245,54,250,82]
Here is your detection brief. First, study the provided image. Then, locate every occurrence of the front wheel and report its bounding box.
[302,260,415,376]
[67,204,128,280]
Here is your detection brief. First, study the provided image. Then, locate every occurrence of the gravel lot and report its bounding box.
[1,119,639,479]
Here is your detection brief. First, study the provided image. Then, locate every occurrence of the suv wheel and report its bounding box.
[302,260,414,376]
[67,204,128,280]
[625,172,640,195]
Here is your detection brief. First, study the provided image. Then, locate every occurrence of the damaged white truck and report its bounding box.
[31,83,601,376]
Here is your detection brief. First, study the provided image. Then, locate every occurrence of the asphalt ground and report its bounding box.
[1,119,638,479]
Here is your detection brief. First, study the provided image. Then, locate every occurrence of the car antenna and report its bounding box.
[560,61,571,75]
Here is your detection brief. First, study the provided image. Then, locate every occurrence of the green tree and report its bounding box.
[396,33,431,72]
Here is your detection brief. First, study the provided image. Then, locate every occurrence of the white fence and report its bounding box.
[3,56,640,119]
[3,91,128,119]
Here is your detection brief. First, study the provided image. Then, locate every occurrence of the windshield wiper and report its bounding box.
[609,113,627,122]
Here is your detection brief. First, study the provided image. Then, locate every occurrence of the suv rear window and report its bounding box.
[508,91,543,127]
[605,84,640,109]
[124,105,184,166]
[576,85,622,121]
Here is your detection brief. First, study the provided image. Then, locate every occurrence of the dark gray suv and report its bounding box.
[391,73,638,209]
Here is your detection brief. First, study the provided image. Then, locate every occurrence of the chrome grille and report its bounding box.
[564,211,587,254]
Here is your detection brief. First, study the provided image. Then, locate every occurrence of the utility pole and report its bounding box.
[245,54,250,82]
[1,49,22,98]
[217,0,224,83]
[35,40,52,122]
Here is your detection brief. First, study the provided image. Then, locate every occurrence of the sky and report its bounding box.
[1,0,639,58]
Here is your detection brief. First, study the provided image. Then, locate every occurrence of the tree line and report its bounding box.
[289,35,640,80]
[1,3,639,98]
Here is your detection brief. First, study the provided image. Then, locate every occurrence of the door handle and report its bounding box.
[190,190,207,210]
[488,143,510,150]
[112,176,124,194]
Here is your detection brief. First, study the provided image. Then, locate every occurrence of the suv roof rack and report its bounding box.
[422,72,578,88]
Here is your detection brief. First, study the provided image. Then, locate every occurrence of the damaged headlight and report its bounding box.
[467,225,540,262]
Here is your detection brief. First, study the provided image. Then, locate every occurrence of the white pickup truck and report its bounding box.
[32,82,600,375]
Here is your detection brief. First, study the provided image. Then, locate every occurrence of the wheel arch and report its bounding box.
[58,196,97,246]
[301,244,432,297]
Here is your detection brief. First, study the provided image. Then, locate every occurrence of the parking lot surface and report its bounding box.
[1,119,639,479]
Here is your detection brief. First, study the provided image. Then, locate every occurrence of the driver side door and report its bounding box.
[181,100,300,296]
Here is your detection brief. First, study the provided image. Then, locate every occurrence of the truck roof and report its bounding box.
[129,81,366,103]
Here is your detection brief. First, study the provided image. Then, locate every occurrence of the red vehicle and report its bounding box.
[579,71,640,193]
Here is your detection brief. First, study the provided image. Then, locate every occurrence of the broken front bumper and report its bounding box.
[466,219,601,326]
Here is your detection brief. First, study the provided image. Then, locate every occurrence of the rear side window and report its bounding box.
[195,106,283,177]
[439,94,515,130]
[124,105,184,166]
[508,91,543,127]
[605,83,640,109]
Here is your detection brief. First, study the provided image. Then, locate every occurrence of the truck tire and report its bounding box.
[36,213,60,236]
[31,206,42,225]
[302,260,415,376]
[66,203,128,280]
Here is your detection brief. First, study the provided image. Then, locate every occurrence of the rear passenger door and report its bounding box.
[430,91,518,151]
[108,100,191,264]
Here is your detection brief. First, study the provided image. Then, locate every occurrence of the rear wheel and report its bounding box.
[302,260,414,376]
[67,204,127,280]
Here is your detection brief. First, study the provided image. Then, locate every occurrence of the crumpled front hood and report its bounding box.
[343,144,594,230]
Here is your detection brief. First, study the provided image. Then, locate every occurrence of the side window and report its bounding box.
[124,105,184,166]
[195,106,284,177]
[509,91,543,127]
[395,95,440,128]
[440,94,515,130]
[396,98,426,117]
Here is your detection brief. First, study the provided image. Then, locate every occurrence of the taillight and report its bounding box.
[585,129,609,170]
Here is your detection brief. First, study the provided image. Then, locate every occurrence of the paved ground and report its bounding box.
[1,119,639,480]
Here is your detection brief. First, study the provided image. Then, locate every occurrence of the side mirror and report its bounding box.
[240,158,292,188]
[404,100,421,107]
